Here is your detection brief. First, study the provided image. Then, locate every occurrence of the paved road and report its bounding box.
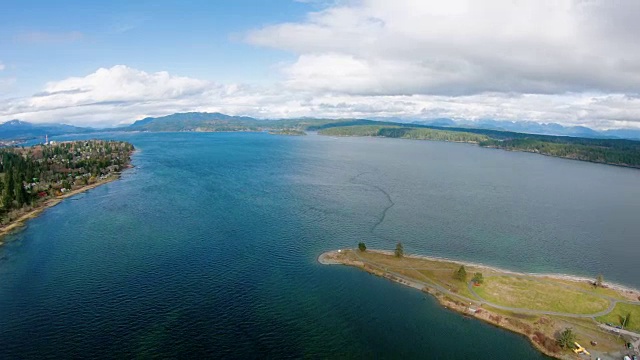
[598,324,640,340]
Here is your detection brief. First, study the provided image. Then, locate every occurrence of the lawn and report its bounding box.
[596,303,640,332]
[546,277,632,301]
[473,276,610,314]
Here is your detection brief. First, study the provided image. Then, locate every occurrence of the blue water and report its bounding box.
[2,132,639,359]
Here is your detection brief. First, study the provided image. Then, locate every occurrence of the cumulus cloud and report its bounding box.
[0,65,216,126]
[0,62,5,71]
[246,0,640,96]
[3,1,640,130]
[1,65,640,129]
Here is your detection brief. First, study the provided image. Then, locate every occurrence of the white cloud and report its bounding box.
[3,1,640,130]
[246,0,640,96]
[0,62,5,71]
[1,65,640,129]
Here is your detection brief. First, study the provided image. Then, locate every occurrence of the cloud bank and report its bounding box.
[2,65,640,129]
[2,0,640,129]
[247,0,640,96]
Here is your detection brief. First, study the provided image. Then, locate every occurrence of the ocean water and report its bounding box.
[1,132,639,359]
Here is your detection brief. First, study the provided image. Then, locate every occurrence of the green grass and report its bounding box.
[473,276,610,314]
[546,278,631,301]
[596,303,640,332]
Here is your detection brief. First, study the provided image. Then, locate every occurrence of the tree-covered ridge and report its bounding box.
[319,125,490,143]
[317,123,640,168]
[0,140,134,221]
[268,129,307,136]
[124,112,345,133]
[480,138,640,167]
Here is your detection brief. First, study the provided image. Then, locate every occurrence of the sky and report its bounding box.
[1,0,640,129]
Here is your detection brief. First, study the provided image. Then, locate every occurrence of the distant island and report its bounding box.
[2,113,640,169]
[268,129,307,136]
[320,248,640,360]
[0,140,135,243]
[319,124,487,143]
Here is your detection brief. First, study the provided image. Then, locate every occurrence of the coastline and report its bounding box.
[319,249,640,360]
[316,132,640,170]
[0,173,124,245]
[364,249,640,297]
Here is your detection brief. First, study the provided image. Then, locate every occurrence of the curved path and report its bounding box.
[351,250,640,323]
[466,279,617,318]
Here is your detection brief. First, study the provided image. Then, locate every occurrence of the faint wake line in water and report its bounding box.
[349,171,395,242]
[370,184,395,234]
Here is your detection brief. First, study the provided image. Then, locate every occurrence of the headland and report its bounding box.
[319,248,640,360]
[0,140,134,244]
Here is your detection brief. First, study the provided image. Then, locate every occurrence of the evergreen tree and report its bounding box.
[3,167,15,209]
[454,265,467,281]
[472,272,484,285]
[557,328,576,348]
[395,242,404,258]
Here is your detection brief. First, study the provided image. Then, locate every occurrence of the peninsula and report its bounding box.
[268,129,307,136]
[320,248,640,360]
[0,140,134,243]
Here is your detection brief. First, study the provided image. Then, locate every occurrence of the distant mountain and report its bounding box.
[130,112,640,141]
[411,119,639,139]
[0,120,93,140]
[127,112,261,132]
[603,128,640,140]
[125,112,351,132]
[411,118,457,127]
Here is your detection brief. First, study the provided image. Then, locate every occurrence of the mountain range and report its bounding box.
[0,120,93,140]
[1,113,640,141]
[412,118,640,140]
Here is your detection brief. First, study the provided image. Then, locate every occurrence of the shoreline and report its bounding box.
[319,249,640,360]
[362,249,640,296]
[0,173,124,245]
[317,132,640,170]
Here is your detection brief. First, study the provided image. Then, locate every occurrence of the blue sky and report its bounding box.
[1,0,640,129]
[0,0,312,96]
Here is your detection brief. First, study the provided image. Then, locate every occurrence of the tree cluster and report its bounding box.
[471,272,484,285]
[0,140,134,217]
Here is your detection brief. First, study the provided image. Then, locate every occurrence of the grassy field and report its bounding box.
[326,249,640,358]
[474,276,610,314]
[596,303,640,332]
[546,277,634,301]
[356,251,479,300]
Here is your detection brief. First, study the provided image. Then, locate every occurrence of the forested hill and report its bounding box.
[126,112,340,132]
[319,125,489,143]
[0,120,92,141]
[318,123,640,168]
[126,112,640,168]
